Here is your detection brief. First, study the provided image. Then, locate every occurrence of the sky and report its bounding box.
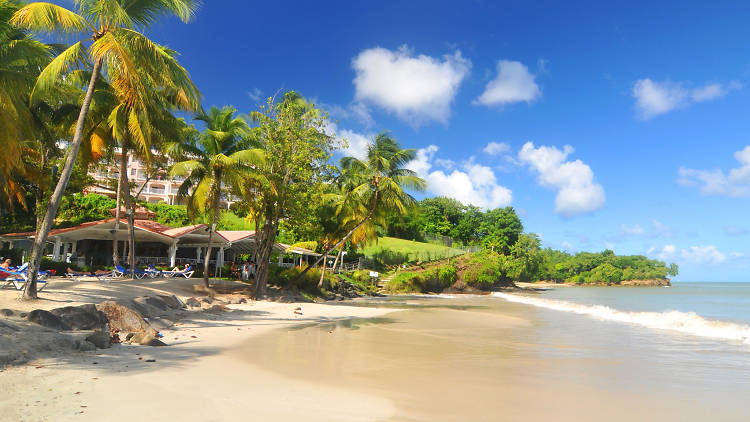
[77,0,750,281]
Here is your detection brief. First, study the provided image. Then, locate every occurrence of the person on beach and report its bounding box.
[67,267,92,276]
[249,262,256,279]
[0,259,11,270]
[230,262,240,280]
[171,263,190,272]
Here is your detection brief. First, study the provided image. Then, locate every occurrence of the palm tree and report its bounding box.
[12,0,200,298]
[298,133,426,281]
[171,106,264,288]
[0,0,51,211]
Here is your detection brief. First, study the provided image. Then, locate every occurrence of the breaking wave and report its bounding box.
[492,292,750,344]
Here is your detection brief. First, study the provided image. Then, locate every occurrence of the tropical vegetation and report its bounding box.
[0,1,677,301]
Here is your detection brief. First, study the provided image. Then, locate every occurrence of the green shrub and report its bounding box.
[39,258,84,275]
[267,266,332,292]
[384,272,425,293]
[462,252,504,289]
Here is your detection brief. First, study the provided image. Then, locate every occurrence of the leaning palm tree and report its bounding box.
[170,106,264,288]
[12,0,200,298]
[297,133,426,281]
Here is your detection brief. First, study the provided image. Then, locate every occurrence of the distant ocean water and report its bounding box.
[494,282,750,344]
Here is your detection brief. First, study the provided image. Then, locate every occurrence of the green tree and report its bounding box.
[246,92,337,298]
[478,207,523,254]
[171,106,264,288]
[13,0,200,299]
[294,133,427,289]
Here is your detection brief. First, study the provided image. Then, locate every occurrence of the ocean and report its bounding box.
[245,283,750,421]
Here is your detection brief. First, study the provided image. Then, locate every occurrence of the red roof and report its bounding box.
[1,218,208,240]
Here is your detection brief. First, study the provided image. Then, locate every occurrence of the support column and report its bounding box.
[168,240,178,267]
[53,237,62,261]
[64,242,71,263]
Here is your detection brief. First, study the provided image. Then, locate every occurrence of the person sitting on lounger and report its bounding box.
[94,269,113,276]
[171,263,190,273]
[0,259,11,270]
[67,267,92,276]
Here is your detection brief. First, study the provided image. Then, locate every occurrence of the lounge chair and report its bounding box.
[0,268,48,291]
[94,270,119,282]
[66,268,92,279]
[163,265,194,278]
[145,265,162,279]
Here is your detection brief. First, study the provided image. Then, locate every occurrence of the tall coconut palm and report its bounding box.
[297,133,426,281]
[171,106,264,288]
[12,0,200,298]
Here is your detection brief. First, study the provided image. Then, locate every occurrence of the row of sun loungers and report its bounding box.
[64,265,194,281]
[2,263,195,292]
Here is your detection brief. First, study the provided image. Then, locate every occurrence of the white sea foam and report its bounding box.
[492,292,750,344]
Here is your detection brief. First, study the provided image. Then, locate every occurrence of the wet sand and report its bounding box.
[244,295,749,421]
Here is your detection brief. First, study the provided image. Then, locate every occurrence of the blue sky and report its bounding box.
[116,1,750,280]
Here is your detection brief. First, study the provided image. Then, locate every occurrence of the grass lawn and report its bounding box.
[361,236,466,265]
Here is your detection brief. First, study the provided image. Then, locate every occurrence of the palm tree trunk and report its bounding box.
[318,246,329,289]
[333,247,344,273]
[203,206,219,288]
[23,58,103,300]
[296,191,379,283]
[112,146,127,266]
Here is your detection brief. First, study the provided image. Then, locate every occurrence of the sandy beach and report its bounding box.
[0,278,398,421]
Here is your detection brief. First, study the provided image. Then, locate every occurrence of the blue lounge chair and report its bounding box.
[0,268,48,291]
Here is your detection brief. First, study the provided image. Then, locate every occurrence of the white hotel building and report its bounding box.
[86,149,237,208]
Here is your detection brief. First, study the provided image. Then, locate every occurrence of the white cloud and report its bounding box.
[632,78,738,119]
[621,224,646,236]
[483,142,511,156]
[407,145,512,209]
[561,241,574,252]
[648,244,727,265]
[725,226,748,236]
[678,146,750,197]
[352,45,470,125]
[518,142,605,217]
[324,121,373,160]
[620,220,673,238]
[248,88,263,102]
[680,245,726,265]
[475,60,541,107]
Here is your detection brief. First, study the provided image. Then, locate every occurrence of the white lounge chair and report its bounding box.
[163,265,194,278]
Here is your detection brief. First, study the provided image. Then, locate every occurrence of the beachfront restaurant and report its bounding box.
[0,207,323,273]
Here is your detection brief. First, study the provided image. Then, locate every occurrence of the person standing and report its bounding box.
[241,261,249,281]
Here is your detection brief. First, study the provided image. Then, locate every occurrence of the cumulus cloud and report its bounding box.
[678,146,750,197]
[352,45,470,125]
[518,142,605,217]
[632,78,738,119]
[475,60,541,107]
[680,245,727,265]
[483,142,511,156]
[407,145,512,209]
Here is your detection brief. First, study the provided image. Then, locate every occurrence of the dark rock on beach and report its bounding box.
[28,310,68,331]
[49,304,108,331]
